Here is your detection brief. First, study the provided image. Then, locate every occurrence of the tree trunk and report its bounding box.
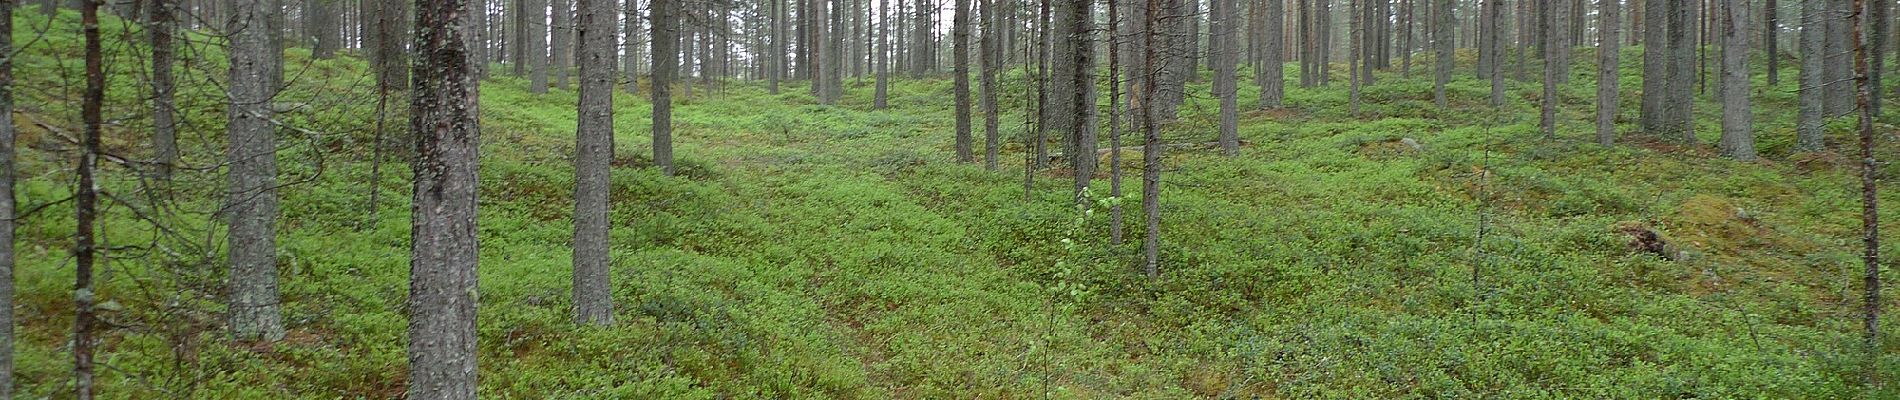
[572,0,616,326]
[1260,0,1284,108]
[627,0,643,94]
[1640,0,1665,132]
[553,0,572,88]
[1434,0,1451,107]
[227,0,286,344]
[309,0,338,57]
[1486,0,1504,105]
[1596,0,1620,145]
[528,0,549,93]
[824,0,845,101]
[876,0,890,107]
[1796,0,1825,150]
[1824,0,1848,114]
[75,1,103,397]
[514,0,528,76]
[1541,0,1568,138]
[1213,0,1239,154]
[1141,0,1161,278]
[981,0,999,168]
[1350,0,1363,115]
[0,0,14,396]
[1108,0,1124,244]
[1766,0,1778,85]
[1717,0,1753,159]
[1668,0,1695,141]
[1850,0,1881,384]
[913,0,931,76]
[152,0,177,177]
[407,0,483,394]
[1062,0,1096,196]
[955,0,973,162]
[652,0,676,174]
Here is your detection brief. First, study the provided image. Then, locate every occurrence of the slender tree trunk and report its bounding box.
[876,0,890,108]
[1824,0,1848,114]
[1541,0,1568,138]
[1487,0,1504,105]
[407,0,483,394]
[652,0,676,174]
[310,0,339,57]
[1718,0,1753,159]
[955,0,973,162]
[572,0,615,326]
[981,0,1000,168]
[1141,0,1161,278]
[1434,0,1452,107]
[1766,0,1778,85]
[514,0,528,76]
[1797,0,1825,150]
[1214,0,1239,154]
[1641,0,1665,132]
[0,0,14,396]
[1668,0,1695,141]
[825,0,845,101]
[151,0,177,177]
[1866,0,1884,115]
[227,0,286,343]
[76,0,104,397]
[627,0,643,94]
[1850,0,1881,384]
[1350,0,1363,115]
[1108,0,1123,245]
[1596,0,1620,145]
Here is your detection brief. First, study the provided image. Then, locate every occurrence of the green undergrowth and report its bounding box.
[7,10,1897,399]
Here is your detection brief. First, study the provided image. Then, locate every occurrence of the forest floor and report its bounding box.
[8,10,1900,399]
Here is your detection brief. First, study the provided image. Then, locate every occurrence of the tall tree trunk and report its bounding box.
[407,0,483,394]
[627,0,643,94]
[955,0,973,162]
[652,0,676,174]
[553,0,572,88]
[529,0,550,93]
[75,0,103,397]
[1866,0,1884,115]
[1641,0,1665,132]
[514,0,528,76]
[1541,0,1568,138]
[1141,0,1161,278]
[1350,0,1363,115]
[1797,0,1825,150]
[1214,0,1237,154]
[1596,0,1620,145]
[227,0,286,343]
[913,0,930,76]
[1824,0,1848,114]
[572,0,616,326]
[876,0,890,107]
[1486,0,1504,105]
[1108,0,1123,244]
[981,0,998,168]
[0,0,14,396]
[1261,0,1284,108]
[1061,0,1096,196]
[1717,0,1753,159]
[1434,0,1451,107]
[309,0,339,57]
[1766,0,1778,85]
[151,0,177,177]
[1850,0,1881,385]
[1668,0,1695,141]
[824,0,845,101]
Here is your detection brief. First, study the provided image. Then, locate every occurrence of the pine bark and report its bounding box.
[1259,0,1284,108]
[1796,0,1825,150]
[1541,0,1568,138]
[0,0,14,396]
[1718,0,1753,159]
[1596,0,1620,145]
[1214,0,1238,154]
[76,0,103,397]
[627,0,643,94]
[913,0,930,76]
[652,0,676,174]
[980,0,999,168]
[1141,0,1161,278]
[1433,0,1451,107]
[876,0,890,108]
[528,0,550,93]
[407,0,483,394]
[1059,0,1096,196]
[954,0,973,162]
[152,0,178,177]
[227,0,286,343]
[553,0,573,88]
[572,0,616,326]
